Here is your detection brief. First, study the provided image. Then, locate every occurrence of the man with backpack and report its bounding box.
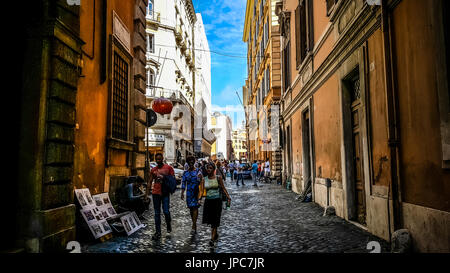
[145,153,175,240]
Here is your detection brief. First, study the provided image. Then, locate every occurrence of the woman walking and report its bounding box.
[198,163,231,246]
[181,156,201,234]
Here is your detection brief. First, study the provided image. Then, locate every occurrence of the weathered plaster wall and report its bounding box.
[367,29,390,189]
[312,0,330,45]
[402,202,450,252]
[313,74,342,182]
[392,0,450,212]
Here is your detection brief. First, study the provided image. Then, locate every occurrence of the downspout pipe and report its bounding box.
[380,0,403,241]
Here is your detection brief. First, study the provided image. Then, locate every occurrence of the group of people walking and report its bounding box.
[125,154,271,247]
[144,153,231,247]
[228,159,271,186]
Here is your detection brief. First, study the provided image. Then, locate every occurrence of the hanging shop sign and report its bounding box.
[148,141,164,147]
[148,134,165,142]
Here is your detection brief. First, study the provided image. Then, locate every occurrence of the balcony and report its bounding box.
[146,87,193,108]
[185,50,192,62]
[146,11,161,28]
[175,25,183,43]
[189,58,195,70]
[180,39,187,52]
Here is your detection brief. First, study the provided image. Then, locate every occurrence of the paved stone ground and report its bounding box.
[83,178,390,253]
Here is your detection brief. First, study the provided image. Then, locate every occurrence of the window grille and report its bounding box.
[112,52,129,141]
[351,76,361,102]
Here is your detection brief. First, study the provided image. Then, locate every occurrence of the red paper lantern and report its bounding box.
[152,98,173,115]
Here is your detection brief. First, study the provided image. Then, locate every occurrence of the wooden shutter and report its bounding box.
[300,2,307,63]
[295,4,301,67]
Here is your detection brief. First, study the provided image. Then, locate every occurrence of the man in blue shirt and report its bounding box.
[251,160,259,187]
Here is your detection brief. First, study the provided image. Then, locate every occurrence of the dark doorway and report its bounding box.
[342,66,367,225]
[286,125,292,176]
[347,71,366,225]
[302,110,312,188]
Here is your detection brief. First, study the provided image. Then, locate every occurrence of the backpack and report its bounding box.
[162,175,177,195]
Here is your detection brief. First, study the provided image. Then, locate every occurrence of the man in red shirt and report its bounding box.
[145,153,175,240]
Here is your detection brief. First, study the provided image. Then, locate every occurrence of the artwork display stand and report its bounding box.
[75,188,146,239]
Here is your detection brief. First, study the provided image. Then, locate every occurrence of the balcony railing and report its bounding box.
[146,87,193,107]
[146,11,161,23]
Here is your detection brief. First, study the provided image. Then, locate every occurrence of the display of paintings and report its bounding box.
[107,207,117,216]
[131,212,143,227]
[82,188,95,206]
[75,188,95,208]
[75,189,88,207]
[81,207,96,223]
[88,220,112,239]
[76,189,125,240]
[92,193,117,218]
[120,212,145,236]
[99,220,112,233]
[93,195,103,207]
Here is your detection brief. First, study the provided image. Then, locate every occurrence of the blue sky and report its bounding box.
[193,0,247,129]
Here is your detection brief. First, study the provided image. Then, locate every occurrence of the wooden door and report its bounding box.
[350,76,366,225]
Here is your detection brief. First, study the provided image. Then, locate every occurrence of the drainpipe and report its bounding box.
[381,0,403,238]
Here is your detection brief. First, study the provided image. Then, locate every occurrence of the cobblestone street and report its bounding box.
[83,178,389,253]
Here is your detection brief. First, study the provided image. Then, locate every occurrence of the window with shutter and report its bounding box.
[295,0,312,68]
[283,41,291,92]
[300,3,307,62]
[295,5,301,67]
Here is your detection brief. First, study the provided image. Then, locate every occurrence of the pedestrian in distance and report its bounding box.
[181,156,201,235]
[257,161,262,178]
[145,153,175,240]
[228,161,235,182]
[251,160,259,187]
[264,158,271,183]
[259,161,265,182]
[215,160,226,181]
[198,163,231,247]
[236,163,245,186]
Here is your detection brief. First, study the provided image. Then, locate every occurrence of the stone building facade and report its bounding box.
[145,0,197,164]
[243,0,283,178]
[232,129,248,161]
[211,112,234,161]
[9,0,148,252]
[275,0,450,252]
